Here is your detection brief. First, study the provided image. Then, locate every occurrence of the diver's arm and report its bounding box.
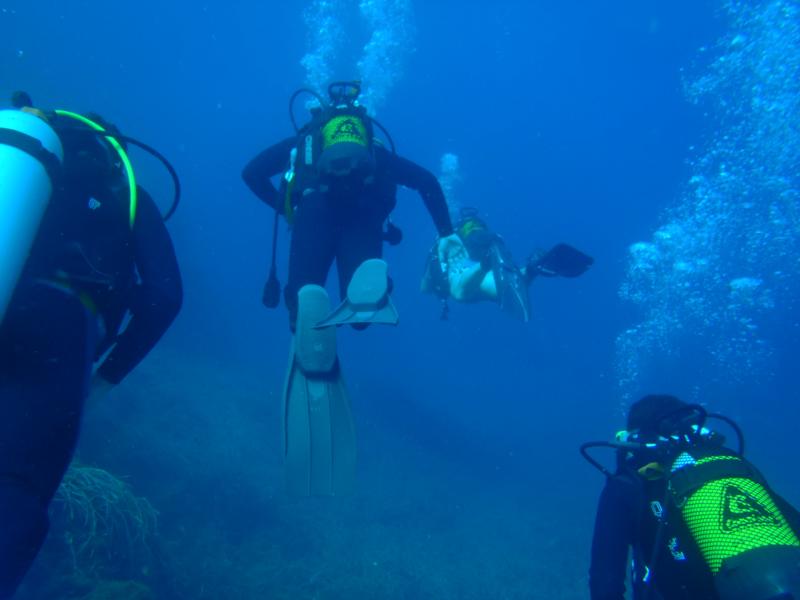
[95,188,182,385]
[241,137,295,209]
[380,148,453,236]
[589,477,635,600]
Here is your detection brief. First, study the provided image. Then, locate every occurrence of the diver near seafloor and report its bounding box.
[421,207,593,321]
[242,81,463,497]
[0,92,182,598]
[582,394,800,600]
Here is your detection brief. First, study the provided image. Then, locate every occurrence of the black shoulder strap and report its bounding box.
[669,457,763,503]
[617,470,669,600]
[0,127,61,184]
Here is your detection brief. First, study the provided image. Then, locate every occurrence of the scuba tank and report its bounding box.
[667,449,800,600]
[284,80,396,219]
[314,101,375,179]
[291,81,376,193]
[581,405,800,600]
[0,109,63,324]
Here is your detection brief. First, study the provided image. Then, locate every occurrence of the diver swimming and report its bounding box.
[242,81,464,496]
[421,207,594,321]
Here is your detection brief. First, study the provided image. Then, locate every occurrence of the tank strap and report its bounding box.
[669,458,763,502]
[0,127,61,185]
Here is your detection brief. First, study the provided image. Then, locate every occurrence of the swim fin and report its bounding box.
[315,259,399,328]
[530,244,594,278]
[282,284,356,496]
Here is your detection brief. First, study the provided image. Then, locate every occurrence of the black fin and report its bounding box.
[533,244,594,278]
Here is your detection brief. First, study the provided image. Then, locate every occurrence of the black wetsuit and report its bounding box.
[590,467,800,600]
[0,122,182,596]
[243,136,453,325]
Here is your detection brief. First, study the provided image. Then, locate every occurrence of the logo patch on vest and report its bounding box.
[721,484,780,531]
[322,116,368,148]
[332,118,363,142]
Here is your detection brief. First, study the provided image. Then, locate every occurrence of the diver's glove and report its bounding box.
[437,234,487,302]
[436,233,468,268]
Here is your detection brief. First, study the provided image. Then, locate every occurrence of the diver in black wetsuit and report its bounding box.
[242,81,456,328]
[584,394,800,600]
[243,82,462,497]
[0,95,182,597]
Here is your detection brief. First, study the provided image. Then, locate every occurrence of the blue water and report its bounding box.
[3,0,799,597]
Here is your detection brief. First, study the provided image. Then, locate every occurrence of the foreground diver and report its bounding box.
[421,208,593,321]
[583,394,800,600]
[242,81,459,496]
[0,93,182,597]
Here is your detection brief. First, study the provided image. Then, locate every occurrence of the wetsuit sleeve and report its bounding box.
[589,476,636,600]
[241,137,295,209]
[380,148,453,237]
[96,188,182,384]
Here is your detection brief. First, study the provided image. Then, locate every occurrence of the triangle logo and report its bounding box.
[721,484,780,532]
[334,119,363,141]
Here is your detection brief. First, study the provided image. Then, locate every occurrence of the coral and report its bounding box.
[52,462,158,579]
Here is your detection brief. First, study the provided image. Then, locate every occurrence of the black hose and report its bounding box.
[261,208,281,309]
[269,208,279,273]
[289,88,327,133]
[370,117,396,154]
[708,412,746,456]
[643,485,672,600]
[113,133,182,222]
[579,442,619,478]
[58,127,182,222]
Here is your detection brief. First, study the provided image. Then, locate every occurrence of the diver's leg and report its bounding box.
[284,192,337,329]
[484,240,532,321]
[335,215,385,299]
[0,284,96,597]
[332,217,385,328]
[478,271,498,298]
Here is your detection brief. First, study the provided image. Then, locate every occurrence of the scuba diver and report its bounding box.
[242,81,461,496]
[582,394,800,600]
[0,92,182,597]
[421,208,593,321]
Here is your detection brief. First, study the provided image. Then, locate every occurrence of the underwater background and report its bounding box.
[2,0,799,597]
